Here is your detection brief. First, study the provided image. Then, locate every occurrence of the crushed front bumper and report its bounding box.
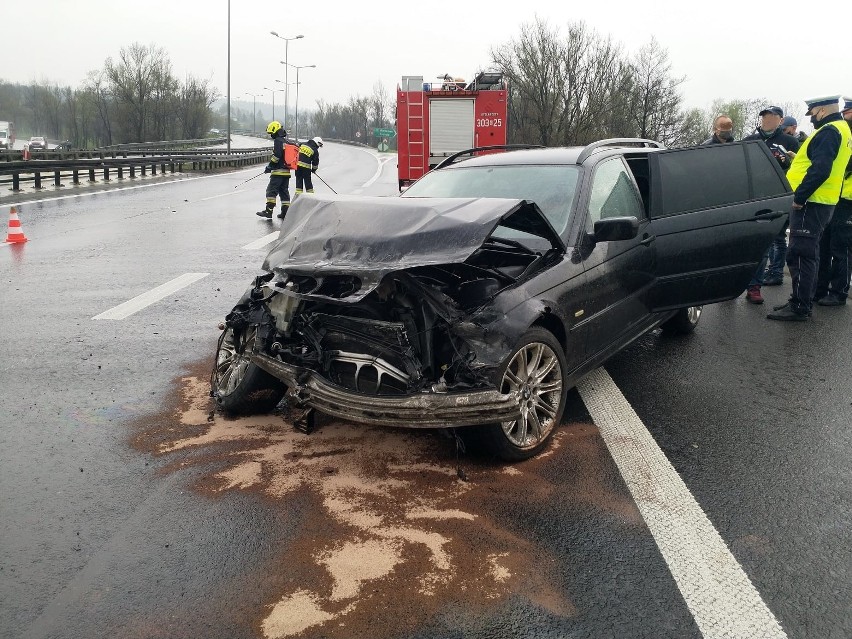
[250,353,522,428]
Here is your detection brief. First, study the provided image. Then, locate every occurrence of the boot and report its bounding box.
[745,285,764,304]
[766,307,808,321]
[256,206,273,219]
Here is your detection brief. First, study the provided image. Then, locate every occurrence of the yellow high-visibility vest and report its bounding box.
[787,119,852,205]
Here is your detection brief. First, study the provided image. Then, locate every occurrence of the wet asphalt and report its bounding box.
[0,138,849,639]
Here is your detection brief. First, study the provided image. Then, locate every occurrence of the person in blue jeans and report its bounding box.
[743,106,800,303]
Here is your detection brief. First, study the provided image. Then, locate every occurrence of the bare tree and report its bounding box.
[627,38,686,145]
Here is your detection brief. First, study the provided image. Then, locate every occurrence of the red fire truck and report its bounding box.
[396,71,508,190]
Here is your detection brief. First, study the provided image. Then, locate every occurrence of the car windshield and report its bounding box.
[402,164,579,235]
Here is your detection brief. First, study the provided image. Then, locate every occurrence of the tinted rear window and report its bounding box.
[656,144,749,216]
[745,142,789,198]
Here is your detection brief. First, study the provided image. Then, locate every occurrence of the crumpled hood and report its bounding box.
[262,194,563,300]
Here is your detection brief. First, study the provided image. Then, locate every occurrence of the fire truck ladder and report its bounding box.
[406,90,425,177]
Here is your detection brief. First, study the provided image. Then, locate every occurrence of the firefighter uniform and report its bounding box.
[295,137,322,197]
[815,100,852,305]
[257,121,291,219]
[768,96,852,321]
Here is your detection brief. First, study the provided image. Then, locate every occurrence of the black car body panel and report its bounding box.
[261,194,564,303]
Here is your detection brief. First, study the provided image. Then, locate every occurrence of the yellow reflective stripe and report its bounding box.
[270,155,279,162]
[299,145,314,156]
[266,197,276,203]
[297,161,312,168]
[271,170,290,175]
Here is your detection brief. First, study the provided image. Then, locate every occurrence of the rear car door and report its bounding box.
[646,141,790,311]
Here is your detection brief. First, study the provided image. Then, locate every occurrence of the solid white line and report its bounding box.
[199,189,245,201]
[242,232,279,250]
[92,273,209,320]
[361,155,394,189]
[576,367,787,639]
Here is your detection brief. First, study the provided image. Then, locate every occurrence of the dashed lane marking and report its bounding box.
[577,367,787,639]
[92,273,209,320]
[200,189,246,201]
[242,232,280,250]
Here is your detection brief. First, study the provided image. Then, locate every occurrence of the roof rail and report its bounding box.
[576,138,664,165]
[433,144,546,170]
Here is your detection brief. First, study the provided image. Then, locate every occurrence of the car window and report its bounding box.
[587,158,643,226]
[745,142,790,198]
[655,144,749,217]
[401,164,579,235]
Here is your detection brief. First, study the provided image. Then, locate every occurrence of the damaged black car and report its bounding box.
[212,139,791,460]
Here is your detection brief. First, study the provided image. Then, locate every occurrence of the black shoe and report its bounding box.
[772,302,812,316]
[762,275,783,286]
[256,209,273,219]
[767,307,809,321]
[276,210,287,219]
[816,294,846,306]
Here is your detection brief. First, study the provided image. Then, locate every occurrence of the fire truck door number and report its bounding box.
[476,118,503,127]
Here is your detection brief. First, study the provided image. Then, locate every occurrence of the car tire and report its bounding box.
[660,306,702,335]
[474,327,567,461]
[212,325,286,414]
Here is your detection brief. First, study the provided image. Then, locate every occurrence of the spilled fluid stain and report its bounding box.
[132,364,643,639]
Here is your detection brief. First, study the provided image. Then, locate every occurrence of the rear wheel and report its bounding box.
[660,306,702,335]
[476,328,567,461]
[213,325,286,414]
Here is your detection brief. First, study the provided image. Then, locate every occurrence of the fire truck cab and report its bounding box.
[396,71,507,191]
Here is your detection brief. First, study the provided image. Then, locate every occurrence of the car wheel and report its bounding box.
[660,306,702,335]
[476,327,567,461]
[212,325,286,414]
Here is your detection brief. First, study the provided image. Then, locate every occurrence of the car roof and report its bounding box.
[443,140,664,170]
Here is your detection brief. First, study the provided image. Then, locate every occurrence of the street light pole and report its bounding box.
[263,87,285,123]
[285,64,315,141]
[270,32,303,127]
[226,0,231,154]
[244,93,259,134]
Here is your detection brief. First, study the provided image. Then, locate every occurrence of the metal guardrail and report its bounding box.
[0,150,269,192]
[97,137,228,151]
[0,146,269,162]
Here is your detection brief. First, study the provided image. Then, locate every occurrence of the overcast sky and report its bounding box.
[6,0,847,125]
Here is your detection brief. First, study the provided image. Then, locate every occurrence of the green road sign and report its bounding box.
[373,127,396,138]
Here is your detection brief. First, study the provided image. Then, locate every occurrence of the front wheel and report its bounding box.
[660,306,702,335]
[475,327,567,461]
[212,325,286,414]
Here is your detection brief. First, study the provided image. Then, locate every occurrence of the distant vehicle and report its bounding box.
[54,140,74,151]
[209,128,221,134]
[0,121,14,149]
[28,136,47,150]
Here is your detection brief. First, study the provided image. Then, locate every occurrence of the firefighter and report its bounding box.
[256,121,291,219]
[295,137,323,197]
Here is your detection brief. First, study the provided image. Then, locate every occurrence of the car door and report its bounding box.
[646,141,790,311]
[568,156,655,362]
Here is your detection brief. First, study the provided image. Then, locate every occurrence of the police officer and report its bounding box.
[256,121,291,219]
[813,97,852,306]
[294,136,323,197]
[767,96,852,321]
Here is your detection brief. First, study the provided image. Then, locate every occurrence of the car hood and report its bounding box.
[262,194,564,300]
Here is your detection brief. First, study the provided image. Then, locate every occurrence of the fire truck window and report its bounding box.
[402,165,580,235]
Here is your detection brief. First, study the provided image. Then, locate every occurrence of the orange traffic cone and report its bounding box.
[5,207,28,243]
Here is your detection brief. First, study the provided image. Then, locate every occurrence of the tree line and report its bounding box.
[0,43,217,147]
[0,23,799,149]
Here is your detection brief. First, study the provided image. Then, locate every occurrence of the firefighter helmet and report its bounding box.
[312,136,323,147]
[266,121,283,136]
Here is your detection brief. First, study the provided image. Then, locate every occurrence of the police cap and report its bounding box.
[804,95,841,115]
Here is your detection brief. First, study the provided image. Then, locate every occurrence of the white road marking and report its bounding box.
[199,189,245,201]
[242,232,280,250]
[92,273,209,320]
[361,155,394,189]
[577,367,787,639]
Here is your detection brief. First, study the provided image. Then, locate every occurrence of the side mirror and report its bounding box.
[589,216,640,243]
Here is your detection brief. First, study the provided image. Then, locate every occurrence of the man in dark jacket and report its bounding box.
[256,121,291,219]
[814,97,852,306]
[767,96,852,321]
[742,106,801,300]
[701,115,735,145]
[295,136,323,197]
